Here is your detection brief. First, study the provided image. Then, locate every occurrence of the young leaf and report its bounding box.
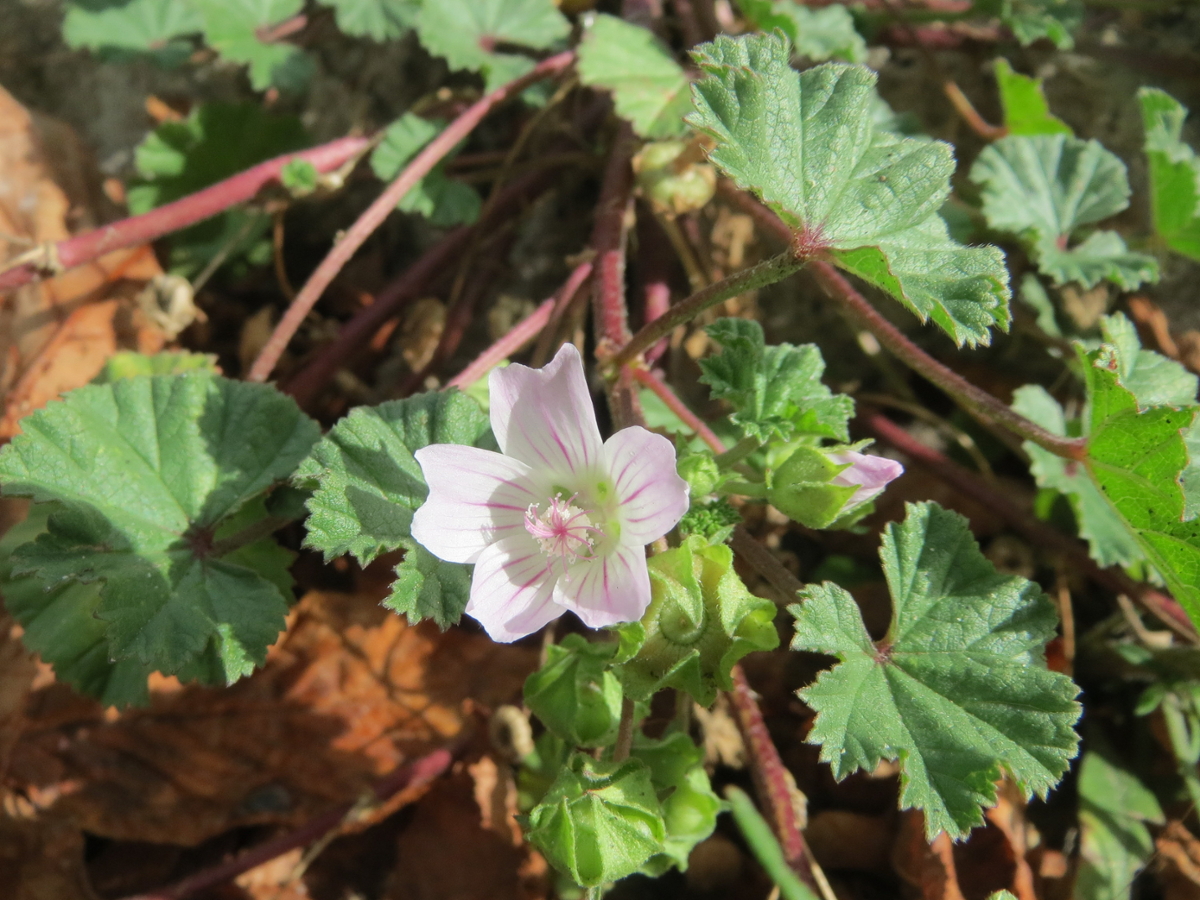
[296,391,494,627]
[1082,345,1200,625]
[971,134,1158,289]
[577,15,691,140]
[62,0,202,66]
[994,59,1071,137]
[191,0,312,91]
[1139,88,1200,261]
[321,0,419,40]
[986,0,1083,50]
[688,33,1010,346]
[370,113,481,227]
[415,0,570,91]
[698,318,853,443]
[1076,751,1164,900]
[526,754,667,887]
[127,103,309,275]
[738,0,867,63]
[790,501,1081,838]
[0,373,319,682]
[1012,384,1144,568]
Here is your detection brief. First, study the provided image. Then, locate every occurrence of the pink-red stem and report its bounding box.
[629,365,724,453]
[247,50,576,384]
[0,136,371,293]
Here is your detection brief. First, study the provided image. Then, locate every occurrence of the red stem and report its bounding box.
[448,261,594,390]
[729,664,822,893]
[281,168,561,407]
[591,122,638,352]
[247,50,576,384]
[863,410,1196,639]
[629,366,724,453]
[0,136,371,293]
[119,747,454,900]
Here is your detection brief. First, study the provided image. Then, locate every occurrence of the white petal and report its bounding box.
[829,450,905,506]
[488,343,604,478]
[412,444,538,564]
[556,543,651,630]
[603,426,690,545]
[466,536,563,642]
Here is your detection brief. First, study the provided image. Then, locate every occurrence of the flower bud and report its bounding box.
[768,446,903,529]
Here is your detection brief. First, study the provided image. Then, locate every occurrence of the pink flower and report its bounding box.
[827,450,905,507]
[412,344,690,643]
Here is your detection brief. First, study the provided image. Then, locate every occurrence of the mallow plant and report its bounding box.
[15,8,1200,895]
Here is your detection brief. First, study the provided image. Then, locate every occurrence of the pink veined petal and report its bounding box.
[412,444,539,564]
[603,426,690,545]
[556,543,652,630]
[466,536,563,642]
[488,343,604,478]
[828,450,905,506]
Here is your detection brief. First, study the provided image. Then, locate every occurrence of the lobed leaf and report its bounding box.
[578,15,690,140]
[736,0,867,63]
[1139,88,1200,261]
[790,501,1080,838]
[370,113,481,227]
[321,0,419,40]
[1076,751,1163,900]
[0,373,319,689]
[698,318,853,444]
[688,33,1010,346]
[415,0,569,91]
[296,391,494,628]
[971,134,1158,289]
[191,0,312,91]
[63,0,201,65]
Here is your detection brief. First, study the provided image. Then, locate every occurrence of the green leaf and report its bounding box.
[991,0,1083,49]
[191,0,312,91]
[384,539,473,630]
[296,390,494,564]
[737,0,867,63]
[1012,384,1144,568]
[524,634,624,748]
[127,103,309,276]
[62,0,202,66]
[370,114,481,227]
[994,59,1071,137]
[1076,751,1163,900]
[1139,88,1200,261]
[577,15,691,140]
[415,0,569,91]
[725,785,820,900]
[91,351,219,384]
[321,0,419,40]
[614,536,779,706]
[0,373,319,684]
[1101,312,1198,409]
[767,445,874,530]
[971,134,1158,289]
[632,733,723,875]
[790,501,1081,839]
[526,754,667,887]
[688,34,1010,346]
[280,158,318,195]
[698,318,853,443]
[1081,344,1200,626]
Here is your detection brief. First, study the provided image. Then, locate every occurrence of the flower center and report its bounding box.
[524,494,599,567]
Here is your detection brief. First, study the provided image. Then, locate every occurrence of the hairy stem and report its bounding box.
[248,50,575,384]
[608,252,805,371]
[729,665,821,893]
[613,696,637,762]
[0,136,371,293]
[629,365,725,453]
[448,261,593,390]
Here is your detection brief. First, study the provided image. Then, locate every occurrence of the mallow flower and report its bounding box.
[826,450,905,507]
[411,344,690,643]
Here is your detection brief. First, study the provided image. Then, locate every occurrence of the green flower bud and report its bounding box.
[634,140,717,215]
[613,536,779,705]
[767,445,904,529]
[632,733,724,875]
[524,634,623,748]
[526,754,667,887]
[677,451,722,499]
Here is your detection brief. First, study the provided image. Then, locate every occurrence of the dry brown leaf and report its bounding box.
[7,590,536,847]
[0,85,165,436]
[892,810,966,900]
[384,770,546,900]
[981,780,1038,900]
[1157,821,1200,900]
[0,804,96,900]
[0,613,38,781]
[806,810,892,874]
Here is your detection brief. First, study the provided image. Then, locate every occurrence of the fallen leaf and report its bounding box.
[0,613,37,781]
[0,805,96,900]
[893,809,967,900]
[1158,821,1200,900]
[806,810,892,873]
[7,590,537,846]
